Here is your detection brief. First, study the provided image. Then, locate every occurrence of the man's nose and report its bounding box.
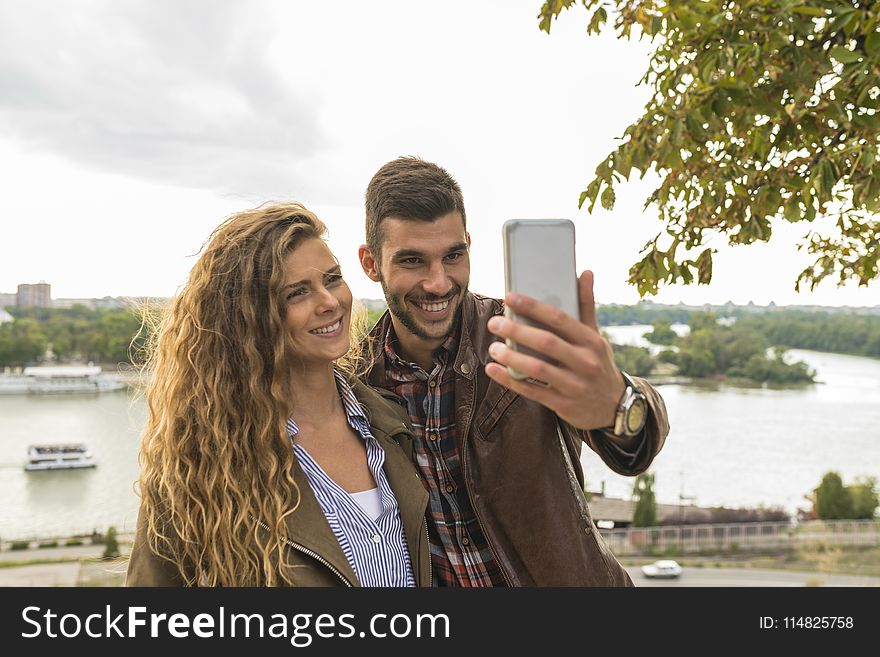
[422,261,452,297]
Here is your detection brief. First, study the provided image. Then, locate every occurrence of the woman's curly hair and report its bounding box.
[137,202,364,586]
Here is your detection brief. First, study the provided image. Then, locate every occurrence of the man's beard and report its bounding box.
[379,276,465,341]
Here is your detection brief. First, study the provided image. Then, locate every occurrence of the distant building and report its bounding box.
[586,492,713,529]
[16,281,51,308]
[0,293,15,309]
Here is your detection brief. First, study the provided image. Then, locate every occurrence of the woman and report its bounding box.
[125,203,430,586]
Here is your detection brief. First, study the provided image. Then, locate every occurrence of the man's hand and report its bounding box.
[485,270,625,431]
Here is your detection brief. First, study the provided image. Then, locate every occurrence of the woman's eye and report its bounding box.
[286,288,307,300]
[326,273,343,285]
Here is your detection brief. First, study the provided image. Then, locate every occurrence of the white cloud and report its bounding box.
[0,0,876,307]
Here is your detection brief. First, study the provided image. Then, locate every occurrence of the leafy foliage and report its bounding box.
[643,319,679,344]
[669,311,816,382]
[813,471,879,519]
[539,0,880,295]
[609,342,656,375]
[1,305,153,367]
[632,472,659,526]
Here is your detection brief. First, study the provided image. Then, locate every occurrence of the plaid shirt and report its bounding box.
[382,321,507,587]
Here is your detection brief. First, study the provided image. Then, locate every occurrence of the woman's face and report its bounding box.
[281,237,353,367]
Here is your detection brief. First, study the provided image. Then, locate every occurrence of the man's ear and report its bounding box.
[466,232,471,250]
[358,244,381,283]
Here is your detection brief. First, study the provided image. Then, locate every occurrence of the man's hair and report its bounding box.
[364,156,466,259]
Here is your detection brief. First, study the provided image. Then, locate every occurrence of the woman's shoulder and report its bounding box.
[348,378,411,433]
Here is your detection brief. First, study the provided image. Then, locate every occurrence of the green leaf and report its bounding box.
[829,46,861,64]
[792,7,826,17]
[601,185,616,211]
[804,202,817,223]
[866,31,880,57]
[853,113,880,131]
[784,197,801,222]
[582,179,601,212]
[695,249,713,285]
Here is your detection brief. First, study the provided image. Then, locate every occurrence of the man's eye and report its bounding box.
[446,252,463,262]
[401,257,421,266]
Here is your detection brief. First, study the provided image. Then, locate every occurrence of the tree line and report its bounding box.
[629,471,878,527]
[0,305,151,367]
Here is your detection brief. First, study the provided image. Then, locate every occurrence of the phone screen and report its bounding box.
[502,219,579,378]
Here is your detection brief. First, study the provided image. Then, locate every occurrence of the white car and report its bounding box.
[640,559,683,579]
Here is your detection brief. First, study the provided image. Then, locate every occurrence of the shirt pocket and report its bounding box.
[475,384,520,442]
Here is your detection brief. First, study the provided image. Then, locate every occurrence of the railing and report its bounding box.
[599,519,880,556]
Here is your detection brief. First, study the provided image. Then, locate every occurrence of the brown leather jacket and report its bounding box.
[125,380,432,587]
[365,292,669,586]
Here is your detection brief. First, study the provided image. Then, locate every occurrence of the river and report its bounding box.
[1,326,878,539]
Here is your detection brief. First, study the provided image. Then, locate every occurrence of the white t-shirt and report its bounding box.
[349,487,382,520]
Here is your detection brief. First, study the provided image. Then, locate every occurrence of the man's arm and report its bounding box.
[484,270,669,473]
[570,374,668,476]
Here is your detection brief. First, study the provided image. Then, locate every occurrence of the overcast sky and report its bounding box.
[1,0,876,308]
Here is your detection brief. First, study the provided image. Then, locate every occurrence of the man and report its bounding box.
[358,157,669,586]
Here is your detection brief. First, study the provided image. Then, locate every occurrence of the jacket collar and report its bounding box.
[279,377,426,587]
[366,292,488,386]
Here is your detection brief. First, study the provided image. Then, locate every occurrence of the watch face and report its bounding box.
[625,396,648,435]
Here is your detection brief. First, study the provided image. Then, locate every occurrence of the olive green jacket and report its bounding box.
[125,380,431,587]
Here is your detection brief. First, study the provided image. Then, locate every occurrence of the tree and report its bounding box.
[814,471,854,519]
[848,476,879,519]
[643,319,678,344]
[632,472,658,526]
[539,1,880,296]
[102,526,120,560]
[610,343,656,375]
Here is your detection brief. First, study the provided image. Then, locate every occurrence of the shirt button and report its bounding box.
[460,363,471,374]
[461,537,470,546]
[445,485,454,493]
[427,429,438,441]
[429,380,437,388]
[372,534,381,543]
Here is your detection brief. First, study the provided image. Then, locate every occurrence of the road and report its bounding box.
[626,567,880,587]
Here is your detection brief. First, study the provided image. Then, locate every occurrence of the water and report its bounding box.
[588,325,880,515]
[1,327,878,538]
[0,391,145,540]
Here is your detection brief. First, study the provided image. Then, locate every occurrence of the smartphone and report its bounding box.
[502,219,579,380]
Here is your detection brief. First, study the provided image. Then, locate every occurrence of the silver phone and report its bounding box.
[502,219,580,380]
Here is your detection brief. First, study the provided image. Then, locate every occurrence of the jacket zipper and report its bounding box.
[424,518,433,588]
[253,517,353,587]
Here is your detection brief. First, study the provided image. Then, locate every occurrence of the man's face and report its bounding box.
[361,211,470,344]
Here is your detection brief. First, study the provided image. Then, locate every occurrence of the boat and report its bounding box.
[0,365,126,395]
[25,443,97,471]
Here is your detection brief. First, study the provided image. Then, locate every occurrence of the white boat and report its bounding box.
[25,443,97,471]
[0,365,126,395]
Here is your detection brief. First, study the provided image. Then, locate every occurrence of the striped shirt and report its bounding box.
[287,370,415,587]
[382,323,506,587]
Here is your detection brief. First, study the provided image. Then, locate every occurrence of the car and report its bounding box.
[640,559,683,579]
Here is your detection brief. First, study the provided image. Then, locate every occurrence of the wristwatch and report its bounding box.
[606,371,648,438]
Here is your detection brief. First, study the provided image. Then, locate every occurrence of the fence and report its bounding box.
[599,519,880,556]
